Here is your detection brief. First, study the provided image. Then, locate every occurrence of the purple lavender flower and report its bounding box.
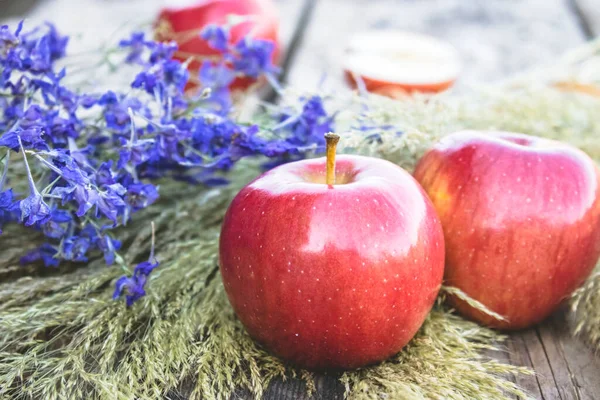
[200,24,229,51]
[279,96,333,148]
[113,226,159,306]
[197,61,235,112]
[95,161,117,186]
[0,23,21,49]
[19,184,51,226]
[96,183,127,223]
[148,41,177,64]
[113,274,148,307]
[96,233,121,265]
[18,137,51,226]
[44,23,68,60]
[119,32,148,64]
[52,184,98,218]
[0,21,336,306]
[61,235,91,262]
[0,127,48,151]
[98,91,144,131]
[126,183,158,211]
[117,139,154,169]
[20,243,59,267]
[229,37,279,78]
[0,189,18,234]
[41,150,90,185]
[41,209,71,239]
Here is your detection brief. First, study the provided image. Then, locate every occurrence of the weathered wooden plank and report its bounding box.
[507,333,544,399]
[537,322,580,400]
[518,329,562,400]
[572,0,600,37]
[265,0,318,102]
[547,309,600,400]
[506,308,600,400]
[0,0,39,19]
[231,374,344,400]
[287,0,586,93]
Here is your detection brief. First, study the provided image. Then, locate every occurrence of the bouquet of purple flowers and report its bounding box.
[0,21,334,305]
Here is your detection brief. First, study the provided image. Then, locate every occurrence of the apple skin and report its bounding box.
[413,131,600,330]
[155,0,280,90]
[219,155,445,369]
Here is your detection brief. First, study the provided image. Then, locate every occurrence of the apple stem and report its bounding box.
[324,133,340,186]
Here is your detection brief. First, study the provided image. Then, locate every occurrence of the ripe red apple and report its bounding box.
[343,30,460,97]
[219,134,445,369]
[155,0,280,90]
[414,131,600,329]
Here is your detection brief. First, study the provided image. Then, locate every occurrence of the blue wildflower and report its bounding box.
[41,208,72,239]
[126,183,158,211]
[18,137,51,226]
[113,223,159,306]
[229,37,279,78]
[198,61,235,112]
[20,243,59,267]
[96,183,127,223]
[148,41,177,64]
[132,69,160,93]
[0,189,18,234]
[0,154,16,234]
[43,23,68,60]
[0,127,48,151]
[113,274,148,307]
[61,235,91,262]
[52,184,99,218]
[201,24,229,51]
[0,22,22,57]
[79,94,97,108]
[41,150,90,185]
[95,161,116,186]
[98,91,144,131]
[19,182,51,226]
[119,31,148,64]
[117,109,155,169]
[46,114,78,147]
[278,96,333,148]
[97,234,121,265]
[132,59,189,94]
[0,21,340,306]
[163,60,189,90]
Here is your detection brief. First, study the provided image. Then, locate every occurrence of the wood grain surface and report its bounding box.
[573,0,600,37]
[286,0,587,93]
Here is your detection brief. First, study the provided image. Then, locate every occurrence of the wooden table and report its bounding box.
[2,0,600,399]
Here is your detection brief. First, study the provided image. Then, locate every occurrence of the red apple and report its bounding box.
[343,30,460,97]
[219,134,445,369]
[414,131,600,329]
[155,0,280,90]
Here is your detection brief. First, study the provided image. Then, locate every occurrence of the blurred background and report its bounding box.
[1,0,598,95]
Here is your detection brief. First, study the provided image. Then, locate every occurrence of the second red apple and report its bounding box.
[414,131,600,329]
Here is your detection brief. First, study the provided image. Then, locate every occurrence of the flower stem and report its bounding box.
[18,137,39,195]
[0,151,8,191]
[149,221,156,262]
[324,133,340,186]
